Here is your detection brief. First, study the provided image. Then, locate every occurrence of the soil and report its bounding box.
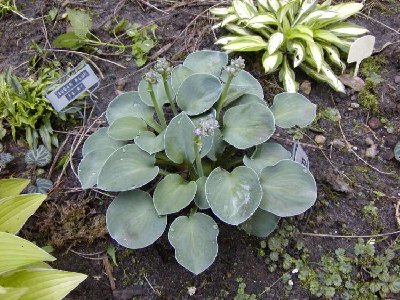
[0,0,399,299]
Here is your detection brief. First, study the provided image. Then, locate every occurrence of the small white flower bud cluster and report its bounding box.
[144,70,159,84]
[194,116,219,137]
[154,57,173,75]
[225,56,245,76]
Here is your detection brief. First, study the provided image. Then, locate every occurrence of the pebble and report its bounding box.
[116,78,126,91]
[350,102,360,108]
[365,137,374,146]
[365,145,378,158]
[395,75,400,84]
[368,117,382,130]
[331,139,346,149]
[314,135,326,145]
[300,80,312,95]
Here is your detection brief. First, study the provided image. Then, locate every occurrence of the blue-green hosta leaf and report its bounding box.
[106,190,166,249]
[267,32,284,54]
[107,116,148,141]
[153,174,197,215]
[259,160,317,217]
[78,148,115,189]
[25,146,51,167]
[226,94,266,109]
[0,194,47,234]
[164,112,195,164]
[0,232,55,274]
[243,142,291,175]
[0,179,30,199]
[134,130,165,155]
[194,176,209,209]
[82,128,125,157]
[138,78,168,107]
[191,110,216,158]
[206,128,225,161]
[205,166,262,225]
[176,74,222,115]
[222,36,268,52]
[183,50,228,76]
[270,92,316,128]
[168,213,218,275]
[262,51,283,74]
[98,144,159,192]
[240,209,280,238]
[106,92,157,130]
[279,57,298,92]
[395,141,400,161]
[326,22,369,37]
[0,268,86,300]
[171,65,194,94]
[223,103,275,149]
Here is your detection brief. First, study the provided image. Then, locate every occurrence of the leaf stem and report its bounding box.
[158,169,171,176]
[162,74,178,115]
[147,82,167,129]
[193,136,203,178]
[216,73,234,121]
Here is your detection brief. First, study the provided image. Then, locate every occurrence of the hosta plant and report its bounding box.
[78,51,318,274]
[211,0,369,93]
[0,178,86,299]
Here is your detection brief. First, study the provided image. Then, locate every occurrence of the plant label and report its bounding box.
[292,143,309,169]
[46,63,99,112]
[347,35,375,77]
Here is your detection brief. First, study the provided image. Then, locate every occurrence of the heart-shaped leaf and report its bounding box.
[134,130,165,154]
[205,166,262,225]
[153,174,197,215]
[270,92,316,128]
[138,78,169,107]
[194,176,209,209]
[226,93,266,109]
[183,50,228,76]
[243,142,291,174]
[106,92,155,126]
[82,128,125,157]
[240,209,280,238]
[106,190,167,249]
[78,148,115,189]
[259,160,317,217]
[223,103,275,149]
[207,128,225,161]
[171,65,194,94]
[107,116,148,141]
[168,213,218,275]
[98,144,159,192]
[164,112,195,164]
[176,74,222,115]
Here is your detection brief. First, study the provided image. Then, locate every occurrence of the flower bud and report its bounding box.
[225,56,245,76]
[144,70,159,84]
[194,116,219,137]
[154,57,172,76]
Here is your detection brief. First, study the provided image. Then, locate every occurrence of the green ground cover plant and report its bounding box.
[211,0,368,92]
[77,50,318,274]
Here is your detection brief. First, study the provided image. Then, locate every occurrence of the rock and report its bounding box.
[116,78,126,91]
[188,287,196,296]
[300,80,312,95]
[368,117,382,130]
[365,145,378,158]
[314,135,326,145]
[381,150,395,160]
[338,74,365,91]
[365,137,374,146]
[395,75,400,84]
[350,102,360,108]
[331,139,346,149]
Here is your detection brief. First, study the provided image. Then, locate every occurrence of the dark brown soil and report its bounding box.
[0,1,399,299]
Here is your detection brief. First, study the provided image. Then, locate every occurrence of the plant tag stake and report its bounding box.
[45,62,100,112]
[347,35,375,78]
[292,143,309,169]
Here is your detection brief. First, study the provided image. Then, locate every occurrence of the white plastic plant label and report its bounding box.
[347,35,375,77]
[46,63,99,112]
[292,143,309,169]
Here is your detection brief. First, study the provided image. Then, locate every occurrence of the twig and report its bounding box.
[47,135,71,180]
[103,257,116,291]
[301,231,400,239]
[395,200,400,228]
[135,0,169,14]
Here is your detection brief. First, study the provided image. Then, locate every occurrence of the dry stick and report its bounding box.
[135,0,169,14]
[395,200,400,228]
[301,231,400,239]
[47,135,71,180]
[103,257,116,291]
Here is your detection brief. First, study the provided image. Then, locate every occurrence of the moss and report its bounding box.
[358,80,379,113]
[360,55,386,78]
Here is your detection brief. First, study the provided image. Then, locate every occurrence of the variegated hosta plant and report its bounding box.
[78,51,318,275]
[211,0,369,93]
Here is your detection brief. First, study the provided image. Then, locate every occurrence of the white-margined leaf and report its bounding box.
[326,22,369,37]
[279,57,298,92]
[320,62,346,93]
[267,32,284,54]
[287,41,305,68]
[262,51,283,73]
[232,0,257,19]
[322,44,345,72]
[306,40,323,72]
[222,36,268,52]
